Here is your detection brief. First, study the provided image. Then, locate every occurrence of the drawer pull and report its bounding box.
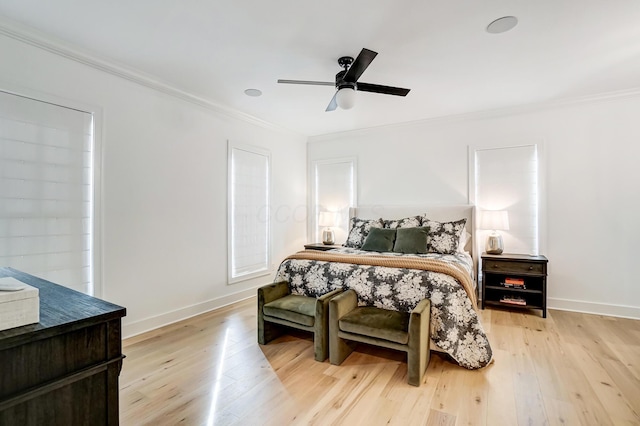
[529,266,533,270]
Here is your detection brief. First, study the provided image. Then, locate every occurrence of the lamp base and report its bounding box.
[322,228,335,245]
[485,233,504,254]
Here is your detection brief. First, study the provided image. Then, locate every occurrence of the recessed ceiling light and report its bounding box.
[244,88,262,97]
[486,16,518,34]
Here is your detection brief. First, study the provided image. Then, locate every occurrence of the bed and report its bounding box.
[275,205,492,369]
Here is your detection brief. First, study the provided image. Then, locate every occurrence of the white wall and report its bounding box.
[0,33,308,337]
[308,96,640,319]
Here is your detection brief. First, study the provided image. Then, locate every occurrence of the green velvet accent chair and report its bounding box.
[257,281,342,362]
[329,289,431,386]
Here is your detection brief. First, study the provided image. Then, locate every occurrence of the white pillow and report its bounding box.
[458,229,471,254]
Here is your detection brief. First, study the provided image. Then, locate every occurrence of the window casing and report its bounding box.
[472,144,540,255]
[0,90,96,295]
[227,142,270,283]
[310,157,357,244]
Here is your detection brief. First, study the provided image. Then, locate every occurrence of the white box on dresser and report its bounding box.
[0,277,39,331]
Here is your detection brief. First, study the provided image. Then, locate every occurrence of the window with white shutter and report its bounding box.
[310,158,357,244]
[227,142,270,283]
[0,90,96,294]
[473,144,539,255]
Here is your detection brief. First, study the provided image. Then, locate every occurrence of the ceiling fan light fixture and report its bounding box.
[336,87,356,110]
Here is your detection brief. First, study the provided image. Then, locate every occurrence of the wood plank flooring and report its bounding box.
[120,299,640,425]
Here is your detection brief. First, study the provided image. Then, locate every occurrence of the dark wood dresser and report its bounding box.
[0,267,126,425]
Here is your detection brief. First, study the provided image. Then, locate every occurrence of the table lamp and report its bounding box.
[480,210,509,254]
[318,211,339,245]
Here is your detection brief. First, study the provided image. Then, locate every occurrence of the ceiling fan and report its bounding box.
[278,48,411,112]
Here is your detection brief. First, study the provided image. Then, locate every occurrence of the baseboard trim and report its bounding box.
[124,293,640,339]
[548,297,640,320]
[122,285,261,339]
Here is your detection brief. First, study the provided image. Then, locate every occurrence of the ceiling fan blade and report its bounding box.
[357,82,410,96]
[278,79,334,86]
[343,48,378,83]
[326,92,338,112]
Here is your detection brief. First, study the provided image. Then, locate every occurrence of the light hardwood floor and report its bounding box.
[120,299,640,425]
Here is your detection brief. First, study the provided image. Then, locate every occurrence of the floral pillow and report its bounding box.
[383,215,422,229]
[422,218,467,254]
[343,217,384,248]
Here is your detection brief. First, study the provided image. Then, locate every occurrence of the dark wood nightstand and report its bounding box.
[304,243,342,251]
[481,253,548,318]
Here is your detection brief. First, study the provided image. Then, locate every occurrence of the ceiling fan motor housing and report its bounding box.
[335,69,356,90]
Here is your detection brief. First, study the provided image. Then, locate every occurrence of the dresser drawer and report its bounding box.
[484,260,545,274]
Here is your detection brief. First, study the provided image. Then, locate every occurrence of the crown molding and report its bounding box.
[0,17,302,137]
[4,16,639,142]
[309,86,640,143]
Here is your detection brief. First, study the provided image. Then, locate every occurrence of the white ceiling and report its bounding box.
[1,0,640,136]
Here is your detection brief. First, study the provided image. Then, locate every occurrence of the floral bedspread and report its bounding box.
[274,247,492,369]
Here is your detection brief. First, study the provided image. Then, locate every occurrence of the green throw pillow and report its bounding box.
[393,227,429,254]
[361,228,396,252]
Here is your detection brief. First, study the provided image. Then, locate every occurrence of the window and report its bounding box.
[472,144,540,255]
[0,90,97,295]
[310,157,357,243]
[227,142,270,283]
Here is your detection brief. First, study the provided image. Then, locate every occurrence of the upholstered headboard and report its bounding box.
[348,204,478,282]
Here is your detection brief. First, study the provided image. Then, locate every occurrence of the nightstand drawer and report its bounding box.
[484,260,545,274]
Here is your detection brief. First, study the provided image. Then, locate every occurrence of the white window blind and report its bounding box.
[228,142,270,283]
[475,145,539,255]
[311,158,356,244]
[0,91,94,294]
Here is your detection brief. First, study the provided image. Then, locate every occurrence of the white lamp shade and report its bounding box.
[335,88,356,109]
[479,210,510,231]
[318,211,339,227]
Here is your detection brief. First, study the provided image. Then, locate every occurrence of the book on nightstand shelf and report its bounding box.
[500,295,527,306]
[502,277,526,289]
